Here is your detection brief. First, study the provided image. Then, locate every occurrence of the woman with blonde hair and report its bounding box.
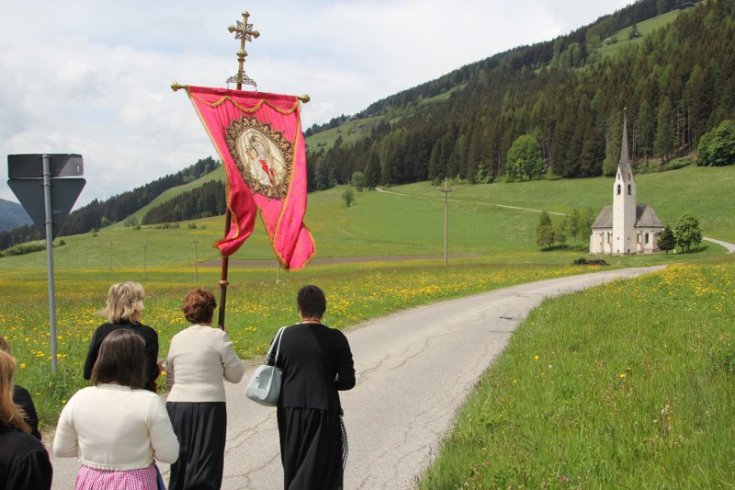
[55,329,178,489]
[0,350,53,489]
[0,336,40,440]
[83,281,160,391]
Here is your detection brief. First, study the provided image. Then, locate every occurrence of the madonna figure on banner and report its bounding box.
[237,128,287,197]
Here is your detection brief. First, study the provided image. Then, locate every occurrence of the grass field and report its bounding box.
[3,164,731,272]
[595,9,683,60]
[420,258,735,488]
[1,163,733,445]
[4,259,594,430]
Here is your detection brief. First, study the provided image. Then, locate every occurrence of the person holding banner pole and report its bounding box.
[165,288,245,490]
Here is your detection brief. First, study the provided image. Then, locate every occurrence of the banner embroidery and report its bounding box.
[226,117,293,200]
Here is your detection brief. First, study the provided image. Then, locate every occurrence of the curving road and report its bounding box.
[703,236,735,253]
[48,266,664,489]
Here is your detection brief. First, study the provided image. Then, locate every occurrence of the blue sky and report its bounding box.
[0,0,630,206]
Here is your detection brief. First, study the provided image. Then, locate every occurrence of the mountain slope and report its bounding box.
[0,199,31,231]
[305,0,734,191]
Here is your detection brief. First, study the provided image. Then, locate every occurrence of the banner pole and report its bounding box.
[217,211,231,330]
[218,11,260,330]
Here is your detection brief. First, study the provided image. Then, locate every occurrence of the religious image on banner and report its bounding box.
[183,85,315,269]
[227,119,291,200]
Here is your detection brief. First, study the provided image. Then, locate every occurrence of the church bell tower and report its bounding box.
[612,111,637,254]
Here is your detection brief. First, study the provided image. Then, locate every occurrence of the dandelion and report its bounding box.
[619,372,626,379]
[533,355,540,361]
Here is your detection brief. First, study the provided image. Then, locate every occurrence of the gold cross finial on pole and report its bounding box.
[227,11,260,89]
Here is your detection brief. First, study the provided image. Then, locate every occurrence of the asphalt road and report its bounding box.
[48,266,663,489]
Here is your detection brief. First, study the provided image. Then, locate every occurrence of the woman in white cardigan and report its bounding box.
[54,329,179,489]
[165,288,245,490]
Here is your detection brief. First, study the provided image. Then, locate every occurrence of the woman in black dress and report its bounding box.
[83,281,160,391]
[272,285,355,489]
[0,350,52,489]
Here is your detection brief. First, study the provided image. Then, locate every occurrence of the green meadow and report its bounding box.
[595,9,683,60]
[4,162,724,273]
[1,162,733,485]
[420,260,735,488]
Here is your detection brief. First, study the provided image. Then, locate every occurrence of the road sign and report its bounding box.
[6,153,85,374]
[8,154,83,178]
[7,177,85,239]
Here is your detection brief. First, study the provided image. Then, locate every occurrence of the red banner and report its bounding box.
[185,86,315,269]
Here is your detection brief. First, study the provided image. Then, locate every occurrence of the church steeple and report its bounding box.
[612,108,637,254]
[618,108,634,183]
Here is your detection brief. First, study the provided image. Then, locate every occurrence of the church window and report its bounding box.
[617,184,621,195]
[627,184,631,195]
[645,233,649,244]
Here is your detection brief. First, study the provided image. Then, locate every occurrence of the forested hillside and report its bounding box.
[307,0,734,189]
[0,199,31,232]
[0,157,220,249]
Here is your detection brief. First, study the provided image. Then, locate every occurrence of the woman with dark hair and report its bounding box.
[165,288,245,490]
[0,350,52,489]
[83,281,161,391]
[273,284,355,490]
[54,329,179,489]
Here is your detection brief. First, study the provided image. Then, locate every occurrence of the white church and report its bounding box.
[589,114,664,255]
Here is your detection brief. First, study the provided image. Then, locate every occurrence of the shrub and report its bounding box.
[2,241,46,256]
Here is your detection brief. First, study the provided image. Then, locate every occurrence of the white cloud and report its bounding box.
[0,0,632,206]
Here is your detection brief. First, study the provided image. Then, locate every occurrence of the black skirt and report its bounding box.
[277,407,344,490]
[166,402,226,490]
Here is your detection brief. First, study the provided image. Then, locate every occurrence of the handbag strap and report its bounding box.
[266,326,287,364]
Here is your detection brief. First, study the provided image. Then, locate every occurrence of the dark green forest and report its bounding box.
[141,180,226,225]
[306,0,735,190]
[0,157,220,250]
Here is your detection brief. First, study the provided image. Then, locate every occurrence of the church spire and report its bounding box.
[620,109,629,164]
[618,108,634,182]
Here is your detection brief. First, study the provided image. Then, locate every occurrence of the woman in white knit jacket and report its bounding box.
[54,329,179,489]
[165,288,245,490]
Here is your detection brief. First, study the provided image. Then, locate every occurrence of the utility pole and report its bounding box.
[193,240,199,284]
[437,177,454,266]
[143,243,148,281]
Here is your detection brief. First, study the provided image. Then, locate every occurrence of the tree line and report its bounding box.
[306,0,735,191]
[141,180,226,224]
[0,157,220,250]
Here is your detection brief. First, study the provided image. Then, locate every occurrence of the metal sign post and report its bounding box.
[41,155,59,372]
[7,153,85,373]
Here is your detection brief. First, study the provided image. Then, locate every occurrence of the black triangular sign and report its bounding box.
[7,178,86,239]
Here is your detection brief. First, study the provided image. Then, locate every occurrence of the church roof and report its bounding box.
[591,204,664,229]
[591,206,613,229]
[636,204,664,228]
